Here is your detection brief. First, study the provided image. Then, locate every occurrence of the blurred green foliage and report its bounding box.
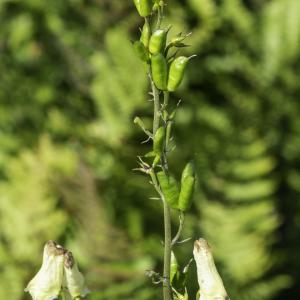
[0,0,300,299]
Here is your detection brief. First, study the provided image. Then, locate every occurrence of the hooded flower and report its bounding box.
[24,241,65,300]
[193,238,229,300]
[25,241,90,300]
[63,250,90,298]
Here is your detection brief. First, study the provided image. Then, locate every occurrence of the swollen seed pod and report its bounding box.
[140,21,151,48]
[133,41,149,62]
[193,239,229,300]
[178,176,195,211]
[133,0,153,17]
[149,29,167,54]
[178,162,195,211]
[157,171,179,208]
[181,161,195,182]
[151,53,168,90]
[153,126,165,155]
[167,56,195,92]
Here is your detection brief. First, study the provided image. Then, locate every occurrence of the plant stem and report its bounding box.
[163,198,172,300]
[171,212,185,246]
[163,91,169,109]
[150,8,172,300]
[151,80,160,134]
[150,83,172,300]
[156,6,163,29]
[161,91,172,300]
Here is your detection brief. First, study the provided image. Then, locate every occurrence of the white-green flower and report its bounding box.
[24,241,65,300]
[63,250,90,299]
[193,238,229,300]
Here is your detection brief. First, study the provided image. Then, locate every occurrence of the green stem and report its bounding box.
[163,198,172,300]
[151,8,172,300]
[151,79,160,134]
[171,212,185,246]
[163,91,169,109]
[161,92,172,300]
[149,170,172,300]
[156,6,163,29]
[149,90,173,300]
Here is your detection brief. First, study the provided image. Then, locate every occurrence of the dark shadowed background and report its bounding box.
[0,0,300,299]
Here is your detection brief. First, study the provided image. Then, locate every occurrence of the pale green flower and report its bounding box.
[25,241,65,300]
[25,241,89,300]
[193,238,229,300]
[63,251,90,299]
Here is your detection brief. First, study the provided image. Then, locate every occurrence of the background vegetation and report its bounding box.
[0,0,299,299]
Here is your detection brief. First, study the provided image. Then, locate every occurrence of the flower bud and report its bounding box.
[63,251,90,299]
[24,240,65,300]
[193,238,229,300]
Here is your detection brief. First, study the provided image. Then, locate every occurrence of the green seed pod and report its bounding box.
[178,161,195,211]
[181,161,195,182]
[153,126,165,155]
[133,41,149,62]
[167,56,194,92]
[133,0,152,17]
[157,171,180,208]
[151,53,167,90]
[140,21,151,48]
[149,29,167,54]
[178,176,195,212]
